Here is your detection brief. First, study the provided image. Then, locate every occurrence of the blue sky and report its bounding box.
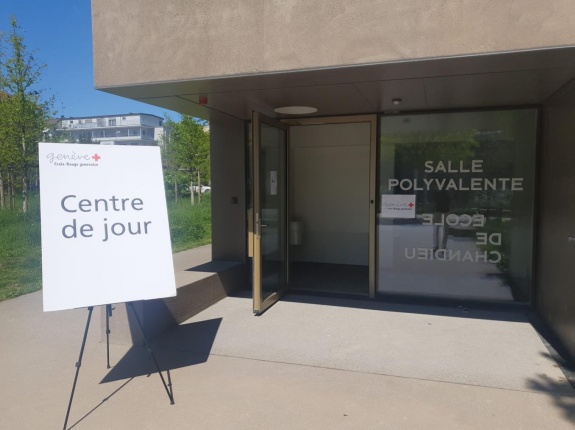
[0,0,176,119]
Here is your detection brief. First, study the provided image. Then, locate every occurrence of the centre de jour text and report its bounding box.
[59,194,152,242]
[388,160,524,191]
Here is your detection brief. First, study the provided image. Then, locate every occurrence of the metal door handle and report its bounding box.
[569,237,575,242]
[255,214,268,239]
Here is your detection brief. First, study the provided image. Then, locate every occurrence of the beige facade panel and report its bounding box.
[92,0,575,88]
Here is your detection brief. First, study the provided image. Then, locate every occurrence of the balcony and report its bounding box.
[65,122,98,129]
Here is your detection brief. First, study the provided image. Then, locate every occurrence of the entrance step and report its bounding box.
[100,247,244,345]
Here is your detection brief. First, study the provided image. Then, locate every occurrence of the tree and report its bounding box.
[164,115,210,205]
[160,115,182,201]
[0,16,55,212]
[77,130,92,144]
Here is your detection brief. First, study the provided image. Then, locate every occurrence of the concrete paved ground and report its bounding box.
[1,288,574,429]
[176,294,571,393]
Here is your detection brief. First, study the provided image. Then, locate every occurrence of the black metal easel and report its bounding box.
[105,304,112,369]
[126,302,175,405]
[63,306,93,430]
[62,303,174,430]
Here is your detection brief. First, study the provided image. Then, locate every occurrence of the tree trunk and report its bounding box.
[0,168,5,210]
[11,170,16,210]
[174,172,179,203]
[22,163,29,213]
[190,178,195,206]
[197,171,202,204]
[7,168,13,210]
[21,127,27,213]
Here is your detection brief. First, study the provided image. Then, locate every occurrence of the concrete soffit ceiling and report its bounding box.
[97,48,575,121]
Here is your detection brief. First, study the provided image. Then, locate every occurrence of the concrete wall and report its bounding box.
[290,123,370,265]
[538,80,575,359]
[92,0,575,88]
[210,112,247,262]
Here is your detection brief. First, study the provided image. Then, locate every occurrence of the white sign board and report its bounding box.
[39,143,176,312]
[380,194,416,218]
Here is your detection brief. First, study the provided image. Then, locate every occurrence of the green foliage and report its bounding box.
[167,194,212,252]
[77,130,92,144]
[161,114,210,186]
[383,130,479,169]
[0,194,42,301]
[46,127,72,143]
[163,169,191,199]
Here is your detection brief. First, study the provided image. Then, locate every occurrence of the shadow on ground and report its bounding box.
[185,261,237,273]
[278,291,530,323]
[100,318,222,383]
[69,378,135,429]
[527,372,575,424]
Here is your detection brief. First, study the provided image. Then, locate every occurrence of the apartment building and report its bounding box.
[57,113,163,146]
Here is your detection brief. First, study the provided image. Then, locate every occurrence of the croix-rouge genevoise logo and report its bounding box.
[46,151,102,167]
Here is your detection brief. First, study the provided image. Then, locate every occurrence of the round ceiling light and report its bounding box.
[274,106,318,115]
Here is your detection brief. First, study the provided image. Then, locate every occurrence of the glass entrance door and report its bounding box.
[252,112,289,314]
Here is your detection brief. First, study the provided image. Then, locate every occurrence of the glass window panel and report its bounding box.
[260,123,287,301]
[377,110,537,302]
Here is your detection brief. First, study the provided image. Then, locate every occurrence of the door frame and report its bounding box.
[252,111,290,314]
[281,115,377,298]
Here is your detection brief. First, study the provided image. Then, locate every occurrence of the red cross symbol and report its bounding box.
[408,202,414,208]
[92,154,101,161]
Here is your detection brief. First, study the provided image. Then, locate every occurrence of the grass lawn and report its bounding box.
[0,200,42,302]
[0,193,212,302]
[167,194,212,253]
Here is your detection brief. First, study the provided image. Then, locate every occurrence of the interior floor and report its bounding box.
[289,262,369,295]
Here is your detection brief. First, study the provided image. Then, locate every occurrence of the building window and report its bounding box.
[109,119,116,126]
[377,109,537,302]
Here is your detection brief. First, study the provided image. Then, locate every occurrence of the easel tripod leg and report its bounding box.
[63,306,94,430]
[105,304,112,369]
[127,302,175,405]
